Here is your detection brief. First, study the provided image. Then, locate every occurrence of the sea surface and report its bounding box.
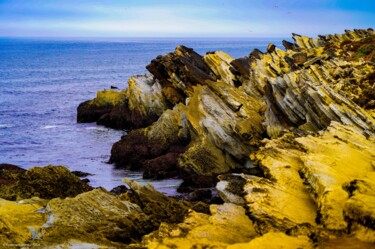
[0,37,285,195]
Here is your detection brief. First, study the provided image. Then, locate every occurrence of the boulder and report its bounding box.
[0,165,92,201]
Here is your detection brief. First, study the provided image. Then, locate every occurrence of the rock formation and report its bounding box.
[98,29,375,193]
[0,164,92,200]
[2,29,371,247]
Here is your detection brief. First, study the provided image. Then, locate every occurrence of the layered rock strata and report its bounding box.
[71,29,375,247]
[77,74,170,129]
[100,29,375,190]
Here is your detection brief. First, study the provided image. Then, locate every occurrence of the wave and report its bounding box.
[0,124,13,129]
[40,125,63,129]
[85,127,108,131]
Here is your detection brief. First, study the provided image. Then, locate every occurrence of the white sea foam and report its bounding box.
[85,127,108,131]
[0,124,13,129]
[41,125,59,129]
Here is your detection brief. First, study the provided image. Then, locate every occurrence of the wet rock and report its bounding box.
[71,170,93,177]
[110,103,189,171]
[143,152,182,179]
[186,188,212,202]
[0,165,92,201]
[77,89,127,123]
[110,185,129,195]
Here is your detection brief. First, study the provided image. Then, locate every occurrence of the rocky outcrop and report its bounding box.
[141,203,259,248]
[217,122,375,244]
[77,74,170,129]
[71,29,375,247]
[0,165,92,201]
[107,29,374,190]
[0,178,209,248]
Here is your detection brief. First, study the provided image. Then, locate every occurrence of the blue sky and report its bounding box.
[0,0,374,37]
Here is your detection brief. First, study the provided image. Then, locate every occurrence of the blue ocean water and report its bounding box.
[0,37,284,194]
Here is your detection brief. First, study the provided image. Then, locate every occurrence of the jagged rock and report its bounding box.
[177,81,265,186]
[77,89,127,123]
[245,30,375,137]
[0,180,210,248]
[0,165,92,201]
[121,179,208,226]
[40,188,152,246]
[218,122,375,242]
[109,29,374,191]
[203,51,240,86]
[78,74,170,129]
[110,103,189,176]
[142,203,258,248]
[76,29,375,247]
[146,45,215,103]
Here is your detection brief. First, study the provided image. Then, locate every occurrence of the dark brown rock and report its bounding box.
[96,104,160,130]
[0,163,26,186]
[143,152,182,180]
[292,52,308,65]
[146,45,215,103]
[110,185,129,195]
[0,165,93,200]
[282,40,298,50]
[77,100,114,123]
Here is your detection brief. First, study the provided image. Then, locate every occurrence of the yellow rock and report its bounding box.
[297,123,375,230]
[227,232,313,249]
[145,103,188,145]
[126,74,169,116]
[40,188,146,246]
[0,198,46,245]
[91,89,127,107]
[143,203,258,248]
[203,51,237,86]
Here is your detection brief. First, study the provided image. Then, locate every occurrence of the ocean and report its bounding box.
[0,37,284,195]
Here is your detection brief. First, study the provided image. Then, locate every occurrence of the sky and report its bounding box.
[0,0,374,38]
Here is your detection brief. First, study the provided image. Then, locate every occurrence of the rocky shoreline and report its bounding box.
[1,29,374,248]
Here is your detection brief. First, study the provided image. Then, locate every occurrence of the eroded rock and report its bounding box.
[218,122,375,242]
[78,74,170,129]
[0,165,92,201]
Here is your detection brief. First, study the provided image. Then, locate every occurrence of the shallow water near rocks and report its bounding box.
[0,37,284,195]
